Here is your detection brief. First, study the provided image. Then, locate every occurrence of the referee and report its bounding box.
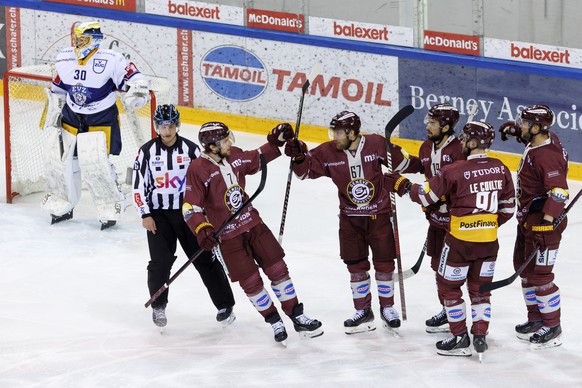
[132,104,235,328]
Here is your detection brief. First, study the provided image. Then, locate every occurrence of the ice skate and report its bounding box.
[515,320,544,341]
[425,308,450,333]
[344,308,376,334]
[290,303,323,338]
[473,335,488,363]
[530,325,562,350]
[216,306,236,327]
[51,210,74,225]
[436,332,472,357]
[152,306,167,332]
[100,220,117,230]
[266,313,288,346]
[380,306,401,336]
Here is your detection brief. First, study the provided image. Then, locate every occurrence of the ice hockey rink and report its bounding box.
[1,112,582,387]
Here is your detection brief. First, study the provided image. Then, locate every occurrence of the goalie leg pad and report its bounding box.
[40,88,66,130]
[77,132,126,221]
[41,126,81,216]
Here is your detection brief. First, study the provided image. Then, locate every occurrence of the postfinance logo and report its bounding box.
[201,45,268,101]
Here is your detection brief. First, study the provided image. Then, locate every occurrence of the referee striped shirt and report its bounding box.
[132,135,201,217]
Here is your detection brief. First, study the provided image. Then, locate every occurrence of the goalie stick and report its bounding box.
[480,188,582,293]
[278,63,322,244]
[385,104,415,320]
[395,103,479,282]
[145,154,268,308]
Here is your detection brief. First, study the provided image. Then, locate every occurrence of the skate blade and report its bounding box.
[219,314,236,327]
[382,321,400,337]
[277,339,288,348]
[530,337,562,350]
[478,353,483,363]
[159,327,165,335]
[345,322,376,335]
[297,327,324,339]
[426,325,451,334]
[516,332,534,341]
[436,348,472,357]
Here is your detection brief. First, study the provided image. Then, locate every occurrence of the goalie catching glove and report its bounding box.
[195,222,220,251]
[123,78,150,109]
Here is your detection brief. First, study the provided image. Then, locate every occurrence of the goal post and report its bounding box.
[3,64,172,203]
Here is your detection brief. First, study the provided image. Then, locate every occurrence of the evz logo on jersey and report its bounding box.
[71,83,90,106]
[224,185,244,213]
[93,59,107,74]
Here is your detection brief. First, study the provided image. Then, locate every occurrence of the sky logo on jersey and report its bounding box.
[155,173,186,191]
[201,46,268,101]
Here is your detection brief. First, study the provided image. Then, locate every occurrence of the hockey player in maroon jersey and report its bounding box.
[284,111,421,335]
[182,122,323,345]
[499,105,569,350]
[414,104,466,333]
[386,121,515,358]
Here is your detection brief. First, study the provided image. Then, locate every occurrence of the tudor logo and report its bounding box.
[201,45,268,101]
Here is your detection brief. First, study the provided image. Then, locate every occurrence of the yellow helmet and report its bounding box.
[72,21,104,59]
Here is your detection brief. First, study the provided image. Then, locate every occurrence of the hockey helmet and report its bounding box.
[154,104,181,130]
[462,121,495,149]
[72,21,104,59]
[329,111,361,136]
[199,122,234,152]
[517,105,554,132]
[424,104,460,131]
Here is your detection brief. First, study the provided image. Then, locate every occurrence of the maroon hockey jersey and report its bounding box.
[515,132,569,224]
[417,136,466,229]
[293,134,421,216]
[409,154,515,243]
[183,143,280,241]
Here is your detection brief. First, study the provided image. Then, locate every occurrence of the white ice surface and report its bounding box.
[1,120,582,387]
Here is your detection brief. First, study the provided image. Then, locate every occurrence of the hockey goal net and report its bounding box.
[3,64,172,203]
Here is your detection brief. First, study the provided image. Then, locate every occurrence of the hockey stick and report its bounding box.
[395,103,480,282]
[385,104,415,320]
[480,188,582,293]
[278,63,322,244]
[145,154,268,308]
[394,238,427,283]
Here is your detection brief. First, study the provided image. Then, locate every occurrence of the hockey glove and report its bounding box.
[267,123,294,147]
[385,173,411,197]
[531,219,554,250]
[195,222,220,251]
[499,121,522,143]
[284,139,308,163]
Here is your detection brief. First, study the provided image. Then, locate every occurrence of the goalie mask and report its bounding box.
[199,122,235,152]
[153,104,180,132]
[72,21,104,60]
[462,121,495,149]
